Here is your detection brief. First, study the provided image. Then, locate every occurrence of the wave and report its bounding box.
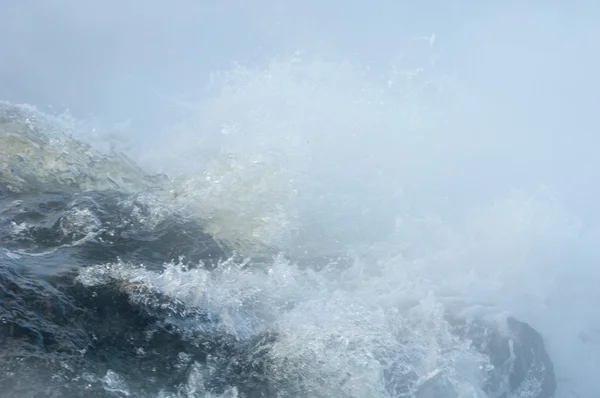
[0,102,556,397]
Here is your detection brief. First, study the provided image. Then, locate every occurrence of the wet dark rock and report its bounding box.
[450,314,556,398]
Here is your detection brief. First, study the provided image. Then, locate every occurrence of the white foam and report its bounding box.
[120,55,599,395]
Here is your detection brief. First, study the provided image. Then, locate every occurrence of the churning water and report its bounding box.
[1,4,600,397]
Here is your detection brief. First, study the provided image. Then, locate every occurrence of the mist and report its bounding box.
[1,1,600,396]
[2,1,598,200]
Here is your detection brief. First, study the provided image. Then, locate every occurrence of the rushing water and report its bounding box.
[0,94,560,397]
[1,10,600,394]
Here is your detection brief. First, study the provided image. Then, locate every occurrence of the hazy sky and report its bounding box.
[1,1,597,125]
[1,1,599,208]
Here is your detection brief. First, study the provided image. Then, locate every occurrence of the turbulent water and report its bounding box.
[3,1,600,395]
[0,92,561,398]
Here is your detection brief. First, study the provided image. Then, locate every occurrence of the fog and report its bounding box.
[1,1,600,396]
[2,1,599,198]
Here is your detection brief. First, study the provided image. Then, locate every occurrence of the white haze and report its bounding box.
[2,1,600,397]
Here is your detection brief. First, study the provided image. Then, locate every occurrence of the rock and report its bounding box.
[450,314,556,398]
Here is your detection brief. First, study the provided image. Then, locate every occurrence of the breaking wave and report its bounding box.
[0,53,597,397]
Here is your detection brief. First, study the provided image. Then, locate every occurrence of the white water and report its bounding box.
[2,2,600,397]
[64,55,597,397]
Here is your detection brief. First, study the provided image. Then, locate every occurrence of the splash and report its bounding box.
[0,101,165,194]
[0,49,597,396]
